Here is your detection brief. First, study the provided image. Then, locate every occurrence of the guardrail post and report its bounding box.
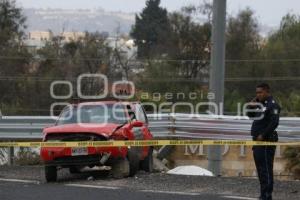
[157,113,176,161]
[7,146,14,166]
[169,114,176,135]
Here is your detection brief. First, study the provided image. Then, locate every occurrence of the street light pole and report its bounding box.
[208,0,227,176]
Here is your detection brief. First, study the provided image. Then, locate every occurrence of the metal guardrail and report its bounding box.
[0,116,56,140]
[0,113,300,141]
[149,114,300,141]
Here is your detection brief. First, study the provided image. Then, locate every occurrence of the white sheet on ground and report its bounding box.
[167,165,214,176]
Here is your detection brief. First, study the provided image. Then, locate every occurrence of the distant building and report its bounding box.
[61,32,86,42]
[24,31,86,53]
[28,31,53,41]
[23,39,47,54]
[28,31,85,42]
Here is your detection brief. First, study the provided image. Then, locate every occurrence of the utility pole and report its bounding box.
[208,0,227,176]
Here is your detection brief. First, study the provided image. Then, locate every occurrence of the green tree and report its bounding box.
[130,0,172,58]
[135,6,212,106]
[28,32,114,115]
[262,14,300,90]
[226,8,261,61]
[168,8,211,80]
[225,8,262,113]
[0,0,26,49]
[0,0,31,114]
[226,8,261,81]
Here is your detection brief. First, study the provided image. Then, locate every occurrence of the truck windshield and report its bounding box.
[57,104,128,125]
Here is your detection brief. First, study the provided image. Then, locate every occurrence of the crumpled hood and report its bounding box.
[43,123,121,137]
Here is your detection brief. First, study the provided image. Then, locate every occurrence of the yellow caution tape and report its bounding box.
[0,140,299,148]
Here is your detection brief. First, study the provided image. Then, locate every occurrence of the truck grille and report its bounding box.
[45,133,107,141]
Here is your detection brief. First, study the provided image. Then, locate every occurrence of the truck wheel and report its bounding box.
[140,147,153,172]
[45,166,57,182]
[111,158,130,178]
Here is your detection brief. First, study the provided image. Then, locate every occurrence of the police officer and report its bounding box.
[247,83,280,200]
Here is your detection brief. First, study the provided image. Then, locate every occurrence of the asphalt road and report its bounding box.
[0,180,252,200]
[0,166,299,200]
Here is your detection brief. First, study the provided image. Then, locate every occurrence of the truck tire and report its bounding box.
[128,150,139,177]
[111,158,130,178]
[45,166,57,182]
[140,147,153,172]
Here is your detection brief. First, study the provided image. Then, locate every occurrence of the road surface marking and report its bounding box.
[65,183,120,190]
[140,189,200,196]
[223,196,257,200]
[0,178,39,184]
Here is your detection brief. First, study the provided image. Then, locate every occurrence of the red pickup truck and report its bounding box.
[40,101,153,182]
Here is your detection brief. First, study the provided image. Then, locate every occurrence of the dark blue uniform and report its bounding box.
[247,96,280,200]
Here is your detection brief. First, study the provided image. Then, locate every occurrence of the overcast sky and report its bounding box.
[17,0,300,27]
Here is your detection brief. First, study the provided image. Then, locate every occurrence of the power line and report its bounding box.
[225,77,300,81]
[0,56,109,62]
[139,77,300,82]
[0,76,74,82]
[2,56,300,63]
[226,59,300,63]
[0,76,300,82]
